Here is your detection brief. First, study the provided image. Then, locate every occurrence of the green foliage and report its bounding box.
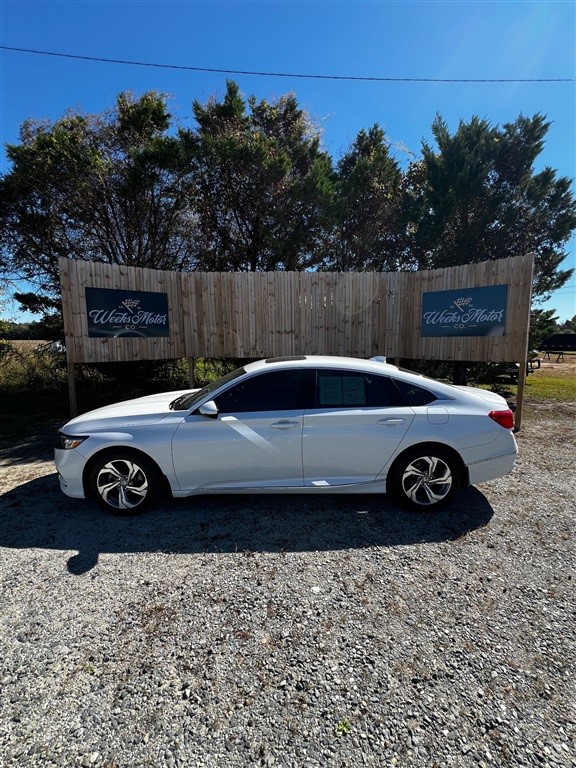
[12,293,64,340]
[190,80,333,272]
[0,319,59,340]
[1,90,197,304]
[13,292,60,316]
[326,125,405,271]
[89,359,190,404]
[335,718,351,735]
[529,308,560,350]
[558,315,576,333]
[0,350,238,442]
[192,357,242,386]
[0,345,68,393]
[404,114,576,298]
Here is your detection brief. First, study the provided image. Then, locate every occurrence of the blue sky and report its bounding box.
[1,0,575,322]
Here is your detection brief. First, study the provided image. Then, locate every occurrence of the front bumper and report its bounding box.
[54,448,87,499]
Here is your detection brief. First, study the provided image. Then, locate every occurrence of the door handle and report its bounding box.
[378,418,405,426]
[270,421,300,429]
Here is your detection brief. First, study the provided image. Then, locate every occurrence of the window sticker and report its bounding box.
[343,377,365,405]
[319,376,343,405]
[319,375,366,406]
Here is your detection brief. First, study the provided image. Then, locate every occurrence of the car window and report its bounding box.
[214,369,315,413]
[171,366,247,410]
[315,371,405,408]
[393,378,438,406]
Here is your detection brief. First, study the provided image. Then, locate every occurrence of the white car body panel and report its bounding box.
[467,451,517,485]
[302,406,414,486]
[54,356,518,506]
[171,410,305,490]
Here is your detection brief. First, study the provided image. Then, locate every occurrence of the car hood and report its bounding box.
[61,389,199,433]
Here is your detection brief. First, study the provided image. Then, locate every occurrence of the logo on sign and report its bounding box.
[86,288,170,338]
[421,285,508,337]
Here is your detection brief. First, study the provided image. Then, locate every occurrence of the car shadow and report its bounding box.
[0,423,61,465]
[0,473,494,575]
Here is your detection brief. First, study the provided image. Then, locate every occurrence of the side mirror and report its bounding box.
[198,400,219,418]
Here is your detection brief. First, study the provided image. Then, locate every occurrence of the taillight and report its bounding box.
[489,409,515,430]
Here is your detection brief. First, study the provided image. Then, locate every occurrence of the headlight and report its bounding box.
[60,434,88,450]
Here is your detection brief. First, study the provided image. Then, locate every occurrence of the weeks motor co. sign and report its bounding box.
[85,288,169,338]
[421,284,509,337]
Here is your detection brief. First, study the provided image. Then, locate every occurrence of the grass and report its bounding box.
[335,718,351,736]
[524,375,576,401]
[523,360,576,402]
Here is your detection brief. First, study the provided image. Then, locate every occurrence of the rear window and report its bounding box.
[393,379,438,407]
[316,371,404,408]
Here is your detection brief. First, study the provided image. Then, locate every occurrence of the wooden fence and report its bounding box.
[60,254,534,365]
[60,254,534,425]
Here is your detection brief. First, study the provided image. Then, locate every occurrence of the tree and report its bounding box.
[188,80,333,272]
[528,308,560,350]
[558,314,576,333]
[325,125,406,272]
[403,114,576,298]
[1,91,197,310]
[13,292,63,340]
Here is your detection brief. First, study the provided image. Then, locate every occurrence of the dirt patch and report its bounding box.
[532,356,576,378]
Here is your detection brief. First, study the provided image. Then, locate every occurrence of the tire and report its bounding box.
[88,452,160,515]
[388,446,460,510]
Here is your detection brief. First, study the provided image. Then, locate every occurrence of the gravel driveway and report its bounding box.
[1,402,575,768]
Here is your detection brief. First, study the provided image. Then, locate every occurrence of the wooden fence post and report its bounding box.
[514,253,535,432]
[67,360,78,417]
[188,357,195,388]
[515,363,527,431]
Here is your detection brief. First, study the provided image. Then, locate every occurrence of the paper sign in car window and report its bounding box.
[342,377,366,405]
[319,376,343,405]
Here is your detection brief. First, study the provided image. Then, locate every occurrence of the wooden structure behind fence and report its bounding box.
[60,254,533,365]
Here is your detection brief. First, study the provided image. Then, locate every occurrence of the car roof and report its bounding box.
[244,355,399,374]
[242,355,460,400]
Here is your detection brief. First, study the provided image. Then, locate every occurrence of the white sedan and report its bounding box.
[55,356,517,514]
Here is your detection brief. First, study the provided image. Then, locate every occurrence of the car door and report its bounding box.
[171,368,315,491]
[302,369,415,487]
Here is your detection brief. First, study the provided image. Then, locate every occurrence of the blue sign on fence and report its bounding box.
[86,288,170,338]
[421,284,508,337]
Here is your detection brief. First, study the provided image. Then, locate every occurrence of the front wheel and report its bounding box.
[88,452,160,515]
[388,447,460,510]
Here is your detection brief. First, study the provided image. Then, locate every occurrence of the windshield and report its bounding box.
[169,367,246,411]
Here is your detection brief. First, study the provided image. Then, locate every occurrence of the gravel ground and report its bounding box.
[0,401,575,768]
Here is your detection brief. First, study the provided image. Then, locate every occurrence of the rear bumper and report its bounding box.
[54,448,87,499]
[467,450,517,485]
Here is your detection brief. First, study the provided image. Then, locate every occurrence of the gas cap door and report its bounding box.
[427,407,449,425]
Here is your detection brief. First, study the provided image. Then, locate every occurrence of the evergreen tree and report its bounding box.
[1,91,196,311]
[188,80,333,272]
[326,125,406,272]
[403,114,576,297]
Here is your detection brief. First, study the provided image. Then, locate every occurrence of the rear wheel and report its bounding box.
[89,452,160,515]
[388,447,459,510]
